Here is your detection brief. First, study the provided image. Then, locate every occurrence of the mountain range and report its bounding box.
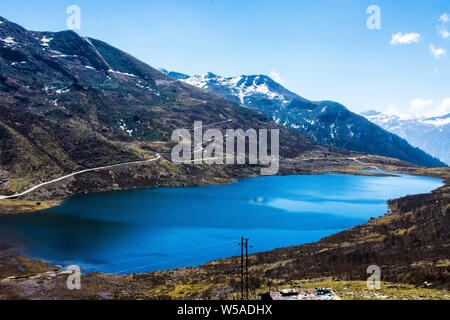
[0,16,446,200]
[361,111,449,165]
[0,17,325,196]
[162,71,446,168]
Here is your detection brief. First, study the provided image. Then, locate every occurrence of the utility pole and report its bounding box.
[240,236,244,300]
[239,237,251,300]
[245,238,249,300]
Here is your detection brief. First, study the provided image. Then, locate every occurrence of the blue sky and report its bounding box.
[1,0,449,116]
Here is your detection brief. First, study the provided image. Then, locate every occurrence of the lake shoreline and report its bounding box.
[0,161,448,299]
[0,153,406,215]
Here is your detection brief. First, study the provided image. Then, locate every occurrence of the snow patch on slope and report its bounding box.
[182,73,290,105]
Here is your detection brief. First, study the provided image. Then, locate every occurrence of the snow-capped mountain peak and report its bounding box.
[361,111,449,165]
[161,69,446,167]
[182,73,295,106]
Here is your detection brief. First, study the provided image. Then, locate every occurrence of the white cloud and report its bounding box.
[439,28,450,39]
[385,98,450,118]
[409,98,449,118]
[410,98,433,111]
[437,13,450,38]
[390,32,421,45]
[409,99,434,117]
[429,44,446,59]
[386,104,399,114]
[439,13,449,23]
[385,104,413,119]
[269,70,283,84]
[438,98,450,115]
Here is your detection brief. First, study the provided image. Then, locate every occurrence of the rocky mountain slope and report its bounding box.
[0,17,325,197]
[178,72,445,168]
[361,111,449,165]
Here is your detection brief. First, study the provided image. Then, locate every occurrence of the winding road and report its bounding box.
[0,153,161,200]
[0,153,382,200]
[347,156,382,171]
[301,155,382,171]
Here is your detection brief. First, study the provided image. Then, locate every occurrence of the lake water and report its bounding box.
[0,173,443,274]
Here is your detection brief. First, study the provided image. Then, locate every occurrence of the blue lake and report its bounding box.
[0,173,443,274]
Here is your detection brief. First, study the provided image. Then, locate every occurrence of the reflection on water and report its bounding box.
[0,173,442,274]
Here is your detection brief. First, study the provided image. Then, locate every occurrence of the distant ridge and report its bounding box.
[168,71,446,168]
[158,68,190,80]
[362,110,449,165]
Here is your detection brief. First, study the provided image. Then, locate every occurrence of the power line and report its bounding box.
[82,239,238,272]
[113,243,239,274]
